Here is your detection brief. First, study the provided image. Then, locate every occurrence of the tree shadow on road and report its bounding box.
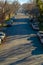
[15,18,29,22]
[3,18,31,44]
[27,35,43,55]
[0,42,32,63]
[0,18,43,65]
[4,18,30,36]
[41,63,43,65]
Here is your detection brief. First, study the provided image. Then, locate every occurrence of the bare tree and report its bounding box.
[12,0,20,14]
[0,0,20,24]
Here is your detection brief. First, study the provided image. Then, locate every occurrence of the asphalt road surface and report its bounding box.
[0,13,43,65]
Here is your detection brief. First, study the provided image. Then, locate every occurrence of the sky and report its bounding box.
[18,0,30,4]
[7,0,32,4]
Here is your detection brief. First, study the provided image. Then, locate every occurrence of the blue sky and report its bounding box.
[7,0,31,4]
[18,0,29,4]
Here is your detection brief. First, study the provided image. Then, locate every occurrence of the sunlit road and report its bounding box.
[0,13,43,65]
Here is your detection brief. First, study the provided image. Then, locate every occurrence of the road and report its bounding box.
[0,13,43,65]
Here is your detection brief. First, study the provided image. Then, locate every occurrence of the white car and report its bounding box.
[32,23,39,30]
[37,31,43,44]
[37,31,43,37]
[0,32,6,44]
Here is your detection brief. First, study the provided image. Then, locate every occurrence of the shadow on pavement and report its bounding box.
[15,18,29,22]
[4,18,36,43]
[0,17,43,65]
[0,43,32,62]
[41,63,43,65]
[27,35,43,55]
[4,18,30,36]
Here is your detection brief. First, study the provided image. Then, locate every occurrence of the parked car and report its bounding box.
[10,20,13,24]
[0,32,6,44]
[11,17,15,22]
[5,21,12,27]
[31,23,39,30]
[6,24,12,27]
[37,31,43,44]
[29,17,33,22]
